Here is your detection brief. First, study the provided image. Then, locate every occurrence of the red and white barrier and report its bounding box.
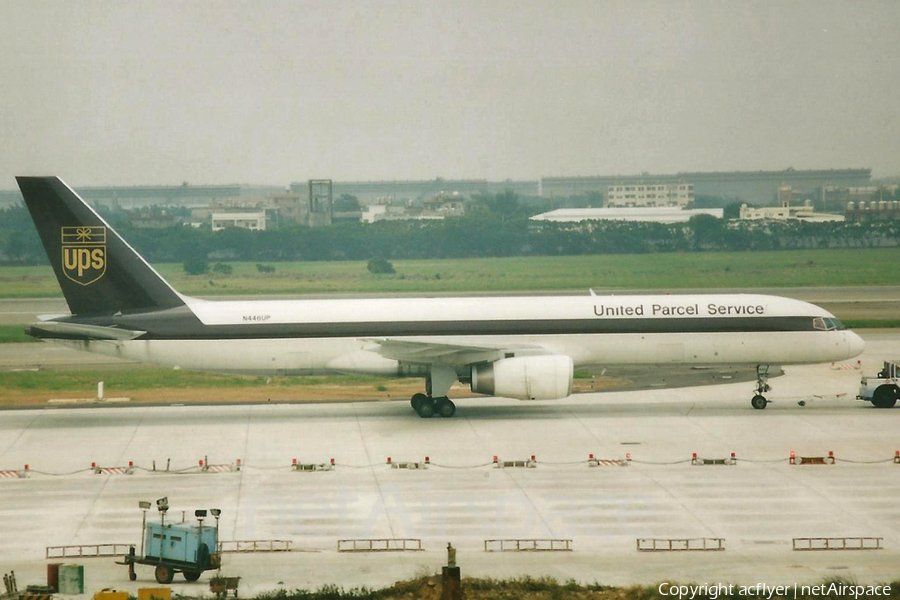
[200,457,240,473]
[587,453,628,467]
[0,465,27,479]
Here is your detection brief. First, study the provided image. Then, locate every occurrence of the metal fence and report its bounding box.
[792,537,882,551]
[636,538,725,552]
[45,544,133,559]
[484,539,572,552]
[218,540,292,553]
[337,538,422,552]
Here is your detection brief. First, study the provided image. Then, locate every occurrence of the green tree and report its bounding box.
[183,253,209,275]
[723,201,744,219]
[367,257,395,274]
[687,214,724,250]
[334,194,361,212]
[493,190,520,219]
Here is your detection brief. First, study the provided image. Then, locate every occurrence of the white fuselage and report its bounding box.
[55,293,865,377]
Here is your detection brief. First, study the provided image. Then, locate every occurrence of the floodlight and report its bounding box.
[139,501,151,510]
[195,509,207,518]
[156,497,169,511]
[210,508,221,517]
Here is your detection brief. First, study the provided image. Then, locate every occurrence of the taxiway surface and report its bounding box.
[0,333,898,594]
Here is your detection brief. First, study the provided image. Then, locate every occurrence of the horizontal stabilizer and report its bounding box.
[26,322,146,341]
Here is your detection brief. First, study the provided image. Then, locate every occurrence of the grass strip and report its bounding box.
[0,325,31,343]
[0,368,378,393]
[3,248,900,298]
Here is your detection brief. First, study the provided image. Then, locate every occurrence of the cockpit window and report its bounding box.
[813,317,844,331]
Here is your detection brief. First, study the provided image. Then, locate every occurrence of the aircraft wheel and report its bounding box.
[872,385,899,409]
[437,397,456,418]
[410,393,427,412]
[129,571,137,582]
[416,400,435,418]
[751,395,768,410]
[155,564,175,584]
[183,570,202,582]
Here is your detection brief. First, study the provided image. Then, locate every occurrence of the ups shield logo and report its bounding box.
[61,226,107,286]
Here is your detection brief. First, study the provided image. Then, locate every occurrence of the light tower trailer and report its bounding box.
[120,499,222,584]
[858,361,900,409]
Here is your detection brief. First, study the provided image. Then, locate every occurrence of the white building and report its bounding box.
[531,207,722,224]
[739,200,843,223]
[211,212,267,231]
[360,193,466,223]
[361,204,444,223]
[606,183,694,207]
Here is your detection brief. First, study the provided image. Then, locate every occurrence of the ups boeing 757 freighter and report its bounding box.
[16,176,866,417]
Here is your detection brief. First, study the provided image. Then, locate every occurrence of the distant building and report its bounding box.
[0,190,23,207]
[361,192,466,223]
[541,168,871,205]
[319,179,539,204]
[845,200,900,222]
[211,212,266,231]
[777,185,794,206]
[306,180,333,227]
[606,182,694,207]
[75,183,279,209]
[267,192,306,223]
[531,207,723,224]
[422,191,466,217]
[128,211,183,229]
[362,204,439,223]
[739,198,843,222]
[823,185,899,204]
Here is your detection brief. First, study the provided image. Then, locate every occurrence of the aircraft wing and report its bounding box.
[362,338,551,367]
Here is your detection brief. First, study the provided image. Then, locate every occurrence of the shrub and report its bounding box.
[367,257,395,274]
[256,263,276,273]
[183,254,209,275]
[212,263,233,275]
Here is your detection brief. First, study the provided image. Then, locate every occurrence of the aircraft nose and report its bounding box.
[846,331,865,359]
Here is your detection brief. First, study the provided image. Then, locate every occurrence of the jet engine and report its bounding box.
[471,355,573,400]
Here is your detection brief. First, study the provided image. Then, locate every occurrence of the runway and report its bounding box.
[1,339,899,593]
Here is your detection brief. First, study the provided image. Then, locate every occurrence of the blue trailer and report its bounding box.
[121,501,222,584]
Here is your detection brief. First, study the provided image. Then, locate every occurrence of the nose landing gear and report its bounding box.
[751,365,771,410]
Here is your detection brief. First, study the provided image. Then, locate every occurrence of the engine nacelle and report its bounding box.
[471,355,573,400]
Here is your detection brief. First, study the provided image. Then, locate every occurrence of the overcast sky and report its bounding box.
[1,0,898,187]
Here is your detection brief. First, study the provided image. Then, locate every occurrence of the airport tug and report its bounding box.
[120,498,222,584]
[858,361,900,409]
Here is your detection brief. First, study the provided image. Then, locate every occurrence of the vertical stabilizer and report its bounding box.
[16,176,185,316]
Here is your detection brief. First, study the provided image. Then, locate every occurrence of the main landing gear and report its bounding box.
[751,364,771,410]
[410,364,459,418]
[410,393,456,418]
